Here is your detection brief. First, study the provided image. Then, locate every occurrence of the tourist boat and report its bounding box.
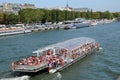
[63,21,76,29]
[11,37,100,73]
[75,22,90,28]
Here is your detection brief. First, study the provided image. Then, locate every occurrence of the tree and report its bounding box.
[74,12,80,18]
[58,10,65,21]
[6,13,20,24]
[69,11,75,20]
[19,9,32,23]
[85,10,91,19]
[112,12,120,18]
[19,9,44,23]
[103,11,113,19]
[0,12,5,24]
[92,12,100,19]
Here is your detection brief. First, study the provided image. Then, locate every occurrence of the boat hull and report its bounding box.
[0,30,25,36]
[75,23,90,28]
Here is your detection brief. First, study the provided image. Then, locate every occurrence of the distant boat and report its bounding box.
[90,21,98,26]
[0,24,32,36]
[75,22,90,28]
[64,24,76,29]
[24,29,32,33]
[11,37,100,73]
[0,29,25,36]
[63,20,90,29]
[63,21,76,29]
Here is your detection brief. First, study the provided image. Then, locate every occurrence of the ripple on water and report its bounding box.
[0,22,120,80]
[101,55,120,79]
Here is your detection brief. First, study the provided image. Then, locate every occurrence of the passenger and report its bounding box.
[11,62,15,71]
[64,52,67,57]
[57,60,61,66]
[47,50,51,55]
[61,59,65,66]
[36,57,41,64]
[95,43,99,48]
[72,54,75,59]
[48,61,52,71]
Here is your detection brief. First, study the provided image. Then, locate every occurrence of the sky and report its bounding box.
[0,0,120,12]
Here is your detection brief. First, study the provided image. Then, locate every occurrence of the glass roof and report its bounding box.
[33,37,95,53]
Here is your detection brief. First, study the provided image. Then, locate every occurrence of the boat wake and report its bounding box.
[97,47,103,52]
[56,72,62,79]
[52,72,62,80]
[117,76,120,80]
[99,47,103,50]
[0,75,30,80]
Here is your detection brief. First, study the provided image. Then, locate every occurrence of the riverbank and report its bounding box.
[0,19,116,37]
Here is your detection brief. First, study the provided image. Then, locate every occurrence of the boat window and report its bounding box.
[34,37,95,54]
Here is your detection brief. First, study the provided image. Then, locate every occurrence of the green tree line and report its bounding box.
[0,8,120,24]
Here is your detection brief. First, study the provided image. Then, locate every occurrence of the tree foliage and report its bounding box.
[0,12,6,24]
[5,13,20,24]
[1,8,120,24]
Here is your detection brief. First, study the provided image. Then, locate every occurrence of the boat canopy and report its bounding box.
[33,37,95,54]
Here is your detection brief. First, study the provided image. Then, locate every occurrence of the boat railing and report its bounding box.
[14,62,48,70]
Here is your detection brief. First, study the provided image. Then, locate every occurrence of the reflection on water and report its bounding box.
[35,72,62,80]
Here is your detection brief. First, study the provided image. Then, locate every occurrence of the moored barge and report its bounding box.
[11,37,100,73]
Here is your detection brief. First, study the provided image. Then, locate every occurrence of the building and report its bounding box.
[1,3,36,14]
[46,7,90,12]
[47,6,72,11]
[0,5,3,12]
[73,8,90,12]
[22,3,36,9]
[45,2,89,12]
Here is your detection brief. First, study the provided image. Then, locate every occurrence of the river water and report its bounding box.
[0,22,120,80]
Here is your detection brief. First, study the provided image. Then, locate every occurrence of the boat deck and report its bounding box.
[12,37,99,73]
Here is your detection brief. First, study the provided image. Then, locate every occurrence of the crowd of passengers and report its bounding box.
[15,49,66,66]
[48,55,65,70]
[15,42,99,66]
[71,42,98,59]
[15,56,46,66]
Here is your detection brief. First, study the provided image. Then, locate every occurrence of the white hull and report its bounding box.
[24,29,32,33]
[0,30,24,36]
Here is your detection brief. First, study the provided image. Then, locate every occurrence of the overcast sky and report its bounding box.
[0,0,120,12]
